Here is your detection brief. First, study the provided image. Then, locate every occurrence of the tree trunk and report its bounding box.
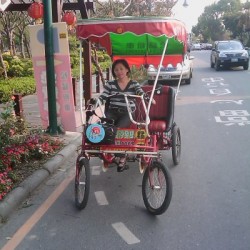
[20,32,25,58]
[0,51,8,79]
[12,39,16,56]
[6,30,14,56]
[24,34,31,58]
[0,34,7,79]
[91,45,106,87]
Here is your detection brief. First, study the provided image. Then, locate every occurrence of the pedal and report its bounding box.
[117,165,129,172]
[126,156,136,162]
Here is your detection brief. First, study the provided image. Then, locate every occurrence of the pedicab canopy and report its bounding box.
[76,17,188,67]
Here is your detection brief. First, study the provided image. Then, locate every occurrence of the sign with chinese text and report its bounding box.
[29,22,80,131]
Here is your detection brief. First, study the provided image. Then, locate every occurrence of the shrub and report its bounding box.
[1,55,33,78]
[0,60,9,75]
[0,77,36,103]
[8,64,24,77]
[0,100,64,200]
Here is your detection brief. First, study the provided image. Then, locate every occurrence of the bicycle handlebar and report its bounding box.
[86,89,159,135]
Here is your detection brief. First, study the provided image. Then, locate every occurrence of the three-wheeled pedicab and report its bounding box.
[75,17,187,215]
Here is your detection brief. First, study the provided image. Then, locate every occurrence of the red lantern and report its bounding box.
[28,2,44,21]
[62,11,77,28]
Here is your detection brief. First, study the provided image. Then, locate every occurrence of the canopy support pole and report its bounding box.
[175,63,183,101]
[79,41,84,125]
[146,38,169,120]
[83,40,92,103]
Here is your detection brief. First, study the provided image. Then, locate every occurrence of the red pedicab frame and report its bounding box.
[75,17,187,215]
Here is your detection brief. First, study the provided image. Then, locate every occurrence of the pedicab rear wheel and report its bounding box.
[172,125,181,165]
[75,157,90,210]
[142,161,172,215]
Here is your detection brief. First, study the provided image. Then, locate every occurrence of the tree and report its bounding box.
[1,12,22,56]
[192,0,245,42]
[92,0,178,18]
[0,33,8,79]
[192,4,226,42]
[240,1,250,46]
[14,13,32,58]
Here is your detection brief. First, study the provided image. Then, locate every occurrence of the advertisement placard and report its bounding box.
[29,22,80,131]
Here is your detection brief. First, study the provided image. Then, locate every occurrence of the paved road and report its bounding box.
[0,51,250,250]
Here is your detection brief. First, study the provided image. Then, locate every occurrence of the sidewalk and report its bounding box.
[0,80,104,222]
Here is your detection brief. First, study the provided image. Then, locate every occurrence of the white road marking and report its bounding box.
[112,222,140,245]
[91,165,101,175]
[94,191,109,205]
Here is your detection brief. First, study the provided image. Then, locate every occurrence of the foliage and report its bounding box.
[68,34,112,78]
[0,11,31,57]
[69,35,80,71]
[0,54,34,78]
[131,65,148,82]
[192,0,250,44]
[92,0,178,18]
[0,77,36,103]
[0,60,9,75]
[0,99,64,200]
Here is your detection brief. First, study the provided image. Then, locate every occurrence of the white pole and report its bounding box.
[175,62,183,101]
[79,41,84,125]
[147,38,169,115]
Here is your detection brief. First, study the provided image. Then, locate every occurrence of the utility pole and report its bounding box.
[43,0,59,135]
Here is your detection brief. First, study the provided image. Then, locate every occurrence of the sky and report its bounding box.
[172,0,246,32]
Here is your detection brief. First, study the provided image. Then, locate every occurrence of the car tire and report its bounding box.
[215,60,220,71]
[186,78,191,84]
[243,63,249,70]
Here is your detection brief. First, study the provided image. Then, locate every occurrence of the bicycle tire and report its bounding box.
[75,157,90,210]
[142,161,172,215]
[172,125,181,165]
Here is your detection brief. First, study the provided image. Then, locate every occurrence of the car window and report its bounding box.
[218,43,228,50]
[230,42,243,50]
[218,41,243,50]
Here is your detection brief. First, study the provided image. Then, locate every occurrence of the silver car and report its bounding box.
[147,54,194,84]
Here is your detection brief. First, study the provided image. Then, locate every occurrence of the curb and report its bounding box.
[0,134,82,223]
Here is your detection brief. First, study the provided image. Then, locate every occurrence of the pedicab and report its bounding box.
[75,17,187,215]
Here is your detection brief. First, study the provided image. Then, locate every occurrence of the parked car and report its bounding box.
[206,43,213,50]
[210,40,249,71]
[192,43,201,50]
[147,54,194,84]
[201,43,212,50]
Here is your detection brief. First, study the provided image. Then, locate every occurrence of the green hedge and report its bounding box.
[0,77,36,103]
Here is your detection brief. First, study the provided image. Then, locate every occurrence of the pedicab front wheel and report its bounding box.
[75,157,90,210]
[142,161,172,215]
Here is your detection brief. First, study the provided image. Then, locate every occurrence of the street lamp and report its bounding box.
[183,0,188,7]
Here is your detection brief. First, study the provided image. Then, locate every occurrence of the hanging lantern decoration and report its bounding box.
[62,11,77,30]
[27,2,44,24]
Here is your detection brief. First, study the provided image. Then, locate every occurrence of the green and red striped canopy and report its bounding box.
[76,17,188,67]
